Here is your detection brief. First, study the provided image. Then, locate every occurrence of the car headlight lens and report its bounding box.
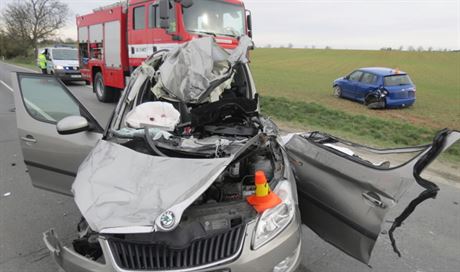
[252,180,295,249]
[54,65,63,70]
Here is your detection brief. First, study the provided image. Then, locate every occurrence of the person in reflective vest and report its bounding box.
[38,49,48,74]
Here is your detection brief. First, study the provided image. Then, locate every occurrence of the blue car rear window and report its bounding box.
[384,75,413,86]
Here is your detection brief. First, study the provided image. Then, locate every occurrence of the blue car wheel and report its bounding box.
[333,85,342,97]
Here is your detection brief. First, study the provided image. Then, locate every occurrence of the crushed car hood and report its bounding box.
[72,140,232,233]
[153,35,253,104]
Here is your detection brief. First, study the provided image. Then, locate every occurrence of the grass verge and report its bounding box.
[4,56,38,71]
[260,95,459,162]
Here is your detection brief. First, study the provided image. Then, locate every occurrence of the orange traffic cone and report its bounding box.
[247,170,282,213]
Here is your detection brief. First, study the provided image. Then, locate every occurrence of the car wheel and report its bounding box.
[333,86,342,97]
[94,72,114,103]
[366,96,386,109]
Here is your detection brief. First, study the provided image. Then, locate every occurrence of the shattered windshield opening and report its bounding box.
[109,36,257,158]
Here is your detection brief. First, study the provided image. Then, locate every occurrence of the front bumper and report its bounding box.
[54,70,84,81]
[43,211,302,272]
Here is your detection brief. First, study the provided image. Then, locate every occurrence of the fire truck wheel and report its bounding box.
[94,72,115,102]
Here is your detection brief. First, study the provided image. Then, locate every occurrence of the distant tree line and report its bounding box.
[262,43,455,52]
[380,46,454,52]
[0,0,69,59]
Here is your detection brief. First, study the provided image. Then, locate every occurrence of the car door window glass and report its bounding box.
[360,73,377,84]
[349,71,363,81]
[133,6,146,30]
[19,75,81,124]
[149,4,160,28]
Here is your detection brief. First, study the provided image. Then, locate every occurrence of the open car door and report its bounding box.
[284,130,460,264]
[12,73,104,195]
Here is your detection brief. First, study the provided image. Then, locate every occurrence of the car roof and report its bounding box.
[358,67,407,76]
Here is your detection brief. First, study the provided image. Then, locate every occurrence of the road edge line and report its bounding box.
[0,80,14,93]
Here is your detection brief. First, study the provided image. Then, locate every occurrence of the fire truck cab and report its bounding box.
[77,0,252,102]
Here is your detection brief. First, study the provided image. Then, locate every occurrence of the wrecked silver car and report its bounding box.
[12,36,460,272]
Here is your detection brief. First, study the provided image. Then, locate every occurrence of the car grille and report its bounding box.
[64,66,78,71]
[107,225,245,271]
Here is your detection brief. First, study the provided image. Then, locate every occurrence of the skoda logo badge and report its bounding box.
[160,211,175,229]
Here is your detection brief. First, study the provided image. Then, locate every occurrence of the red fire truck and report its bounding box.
[76,0,252,102]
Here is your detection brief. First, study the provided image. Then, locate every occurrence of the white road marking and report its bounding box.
[0,80,14,93]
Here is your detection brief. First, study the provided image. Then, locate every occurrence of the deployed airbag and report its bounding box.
[125,102,180,131]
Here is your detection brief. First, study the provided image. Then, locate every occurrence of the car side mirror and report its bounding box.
[181,0,193,8]
[159,0,170,29]
[246,11,253,38]
[56,116,90,135]
[344,75,350,80]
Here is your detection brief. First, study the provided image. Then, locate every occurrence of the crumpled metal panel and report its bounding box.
[284,130,460,263]
[154,35,253,103]
[72,140,231,232]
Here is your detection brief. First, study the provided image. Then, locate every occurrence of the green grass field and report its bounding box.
[251,49,460,129]
[252,49,460,162]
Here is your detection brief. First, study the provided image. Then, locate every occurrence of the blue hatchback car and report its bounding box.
[333,67,416,108]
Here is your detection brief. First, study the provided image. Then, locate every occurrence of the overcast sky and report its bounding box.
[1,0,459,50]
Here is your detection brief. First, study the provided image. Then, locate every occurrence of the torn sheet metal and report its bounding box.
[284,130,460,264]
[72,140,232,233]
[152,35,254,104]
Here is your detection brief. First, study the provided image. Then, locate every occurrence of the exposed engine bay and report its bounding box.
[72,36,288,262]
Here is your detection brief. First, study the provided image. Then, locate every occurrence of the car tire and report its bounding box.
[333,86,342,97]
[94,72,114,103]
[366,96,386,109]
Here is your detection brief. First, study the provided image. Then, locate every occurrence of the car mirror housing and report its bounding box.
[181,0,194,8]
[56,116,90,135]
[159,0,170,29]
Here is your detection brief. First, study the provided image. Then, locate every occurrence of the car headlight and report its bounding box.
[252,180,295,249]
[54,65,63,70]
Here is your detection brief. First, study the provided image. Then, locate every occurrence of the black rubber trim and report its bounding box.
[388,128,449,257]
[24,160,76,177]
[297,187,378,241]
[16,73,104,133]
[57,126,90,135]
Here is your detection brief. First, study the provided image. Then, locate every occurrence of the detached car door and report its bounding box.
[12,73,104,195]
[284,130,460,264]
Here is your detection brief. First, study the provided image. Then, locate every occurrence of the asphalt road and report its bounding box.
[0,61,459,272]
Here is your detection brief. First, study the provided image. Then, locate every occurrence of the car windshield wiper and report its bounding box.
[144,127,168,157]
[188,30,216,37]
[214,32,238,38]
